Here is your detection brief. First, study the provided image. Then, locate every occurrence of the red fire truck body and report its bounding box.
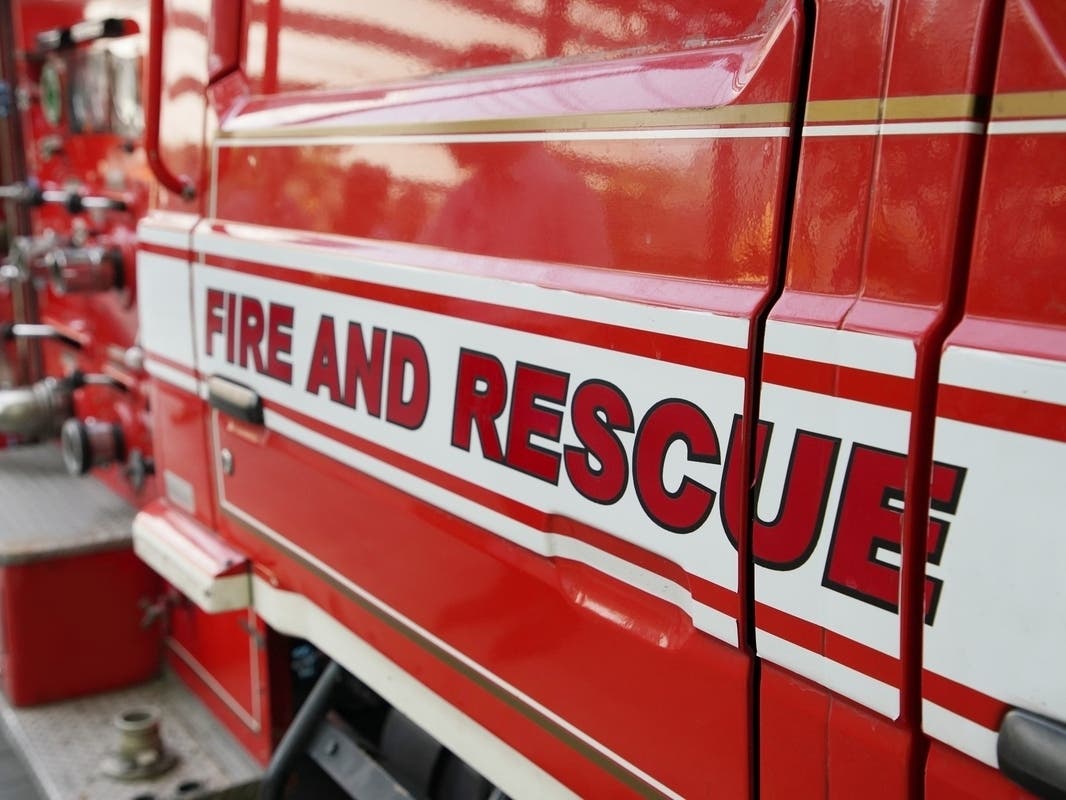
[0,0,1064,798]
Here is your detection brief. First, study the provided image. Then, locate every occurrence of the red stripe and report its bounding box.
[838,368,913,411]
[262,397,740,620]
[764,353,914,411]
[756,602,902,689]
[939,384,1066,442]
[824,630,901,688]
[763,354,836,395]
[757,602,823,653]
[690,575,741,619]
[144,349,199,377]
[140,241,189,260]
[201,253,749,377]
[923,669,1008,731]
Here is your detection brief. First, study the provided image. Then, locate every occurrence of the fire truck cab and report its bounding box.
[0,1,1064,798]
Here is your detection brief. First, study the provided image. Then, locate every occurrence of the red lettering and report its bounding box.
[924,460,967,623]
[306,315,342,402]
[265,303,294,384]
[504,363,569,484]
[225,292,238,364]
[823,445,905,612]
[205,288,224,357]
[722,416,840,568]
[385,333,429,430]
[238,296,265,373]
[564,379,633,504]
[451,349,506,460]
[633,399,719,534]
[342,324,386,417]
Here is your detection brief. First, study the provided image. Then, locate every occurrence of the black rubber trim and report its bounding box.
[999,708,1066,799]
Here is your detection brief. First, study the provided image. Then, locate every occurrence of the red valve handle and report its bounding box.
[145,0,196,201]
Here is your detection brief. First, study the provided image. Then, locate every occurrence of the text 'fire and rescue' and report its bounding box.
[205,289,967,622]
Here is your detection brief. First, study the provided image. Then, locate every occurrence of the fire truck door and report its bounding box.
[183,1,808,797]
[924,2,1066,798]
[754,1,1004,797]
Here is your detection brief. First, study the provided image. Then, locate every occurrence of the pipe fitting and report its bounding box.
[46,245,123,294]
[0,376,73,439]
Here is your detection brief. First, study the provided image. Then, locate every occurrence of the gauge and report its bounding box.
[69,50,112,133]
[110,52,142,138]
[39,59,64,127]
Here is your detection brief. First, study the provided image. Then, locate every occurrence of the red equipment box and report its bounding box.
[0,445,161,706]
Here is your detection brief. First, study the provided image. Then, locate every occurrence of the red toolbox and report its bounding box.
[0,445,162,706]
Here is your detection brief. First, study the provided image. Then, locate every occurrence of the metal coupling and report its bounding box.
[45,245,124,294]
[100,706,178,781]
[60,417,125,475]
[0,376,74,439]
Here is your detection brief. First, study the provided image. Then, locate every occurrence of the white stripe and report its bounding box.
[989,118,1066,135]
[764,319,916,377]
[192,225,752,348]
[251,577,580,800]
[260,408,736,647]
[883,120,984,135]
[757,629,899,718]
[804,120,984,137]
[941,345,1066,405]
[138,214,197,248]
[138,252,196,368]
[216,126,790,148]
[145,359,200,395]
[236,517,685,800]
[924,700,999,767]
[803,123,881,137]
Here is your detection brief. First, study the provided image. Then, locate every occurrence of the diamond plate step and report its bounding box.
[0,444,133,564]
[0,670,261,800]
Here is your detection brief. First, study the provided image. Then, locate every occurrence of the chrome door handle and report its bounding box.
[207,376,263,425]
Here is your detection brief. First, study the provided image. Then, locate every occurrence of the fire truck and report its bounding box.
[0,0,1063,798]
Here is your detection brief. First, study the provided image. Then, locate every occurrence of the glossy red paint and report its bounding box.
[760,664,829,798]
[191,3,809,793]
[954,0,1066,350]
[149,339,218,527]
[926,741,1036,800]
[154,0,210,215]
[760,0,1005,795]
[241,0,798,96]
[167,604,281,766]
[217,411,754,798]
[827,699,912,800]
[146,0,198,200]
[8,0,1062,796]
